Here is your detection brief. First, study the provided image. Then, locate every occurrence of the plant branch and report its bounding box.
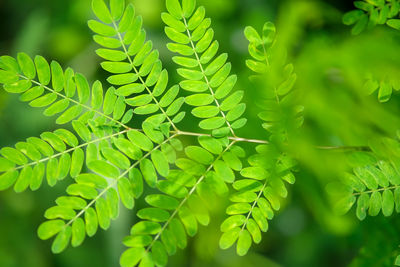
[352,185,400,196]
[10,129,131,171]
[145,140,237,253]
[111,21,179,132]
[181,16,237,137]
[64,133,179,228]
[19,75,130,130]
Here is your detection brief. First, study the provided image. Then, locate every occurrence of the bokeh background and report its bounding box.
[1,0,400,266]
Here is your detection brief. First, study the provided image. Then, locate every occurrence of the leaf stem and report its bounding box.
[181,16,237,137]
[19,75,130,130]
[241,179,268,232]
[111,21,179,132]
[64,133,179,228]
[352,185,400,196]
[145,140,237,253]
[10,129,131,171]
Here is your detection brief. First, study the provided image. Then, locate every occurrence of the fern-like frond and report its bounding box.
[162,0,247,137]
[343,0,400,34]
[219,143,296,255]
[336,137,400,219]
[37,131,181,253]
[89,0,184,131]
[119,137,245,266]
[244,22,303,141]
[0,127,133,192]
[0,55,132,128]
[364,75,400,103]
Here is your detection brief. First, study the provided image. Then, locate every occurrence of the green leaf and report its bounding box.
[188,6,205,30]
[127,130,153,151]
[169,218,187,249]
[130,221,161,235]
[180,80,208,92]
[107,188,120,219]
[76,173,108,189]
[51,226,72,254]
[120,247,145,267]
[119,4,135,32]
[72,120,91,142]
[166,0,183,19]
[56,196,87,210]
[343,10,364,25]
[34,56,51,85]
[159,85,179,107]
[17,52,36,79]
[192,106,219,118]
[179,205,198,236]
[227,203,251,215]
[114,137,143,160]
[199,117,225,130]
[221,215,246,232]
[382,190,394,216]
[140,158,157,187]
[368,191,382,216]
[110,0,125,20]
[152,241,168,266]
[45,206,76,220]
[236,230,252,256]
[101,147,131,169]
[151,150,169,177]
[214,160,235,183]
[67,184,98,199]
[162,13,186,32]
[185,93,213,106]
[118,177,135,209]
[241,167,268,180]
[215,75,237,99]
[70,148,84,178]
[96,197,111,230]
[210,63,231,87]
[37,220,65,240]
[220,91,244,111]
[0,157,15,172]
[145,194,179,210]
[137,207,170,222]
[71,218,86,247]
[1,147,28,165]
[182,0,196,18]
[85,207,98,236]
[92,0,112,24]
[87,160,120,178]
[198,136,223,154]
[75,73,90,103]
[14,166,33,193]
[185,146,213,165]
[46,158,59,187]
[219,227,240,249]
[351,14,368,35]
[387,19,400,30]
[88,20,117,36]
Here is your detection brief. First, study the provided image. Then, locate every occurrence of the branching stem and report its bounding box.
[64,133,179,228]
[145,140,237,253]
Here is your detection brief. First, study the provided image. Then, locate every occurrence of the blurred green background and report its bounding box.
[1,0,400,266]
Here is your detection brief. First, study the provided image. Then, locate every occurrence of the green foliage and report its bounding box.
[343,0,400,34]
[244,22,303,141]
[363,74,400,102]
[0,0,302,266]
